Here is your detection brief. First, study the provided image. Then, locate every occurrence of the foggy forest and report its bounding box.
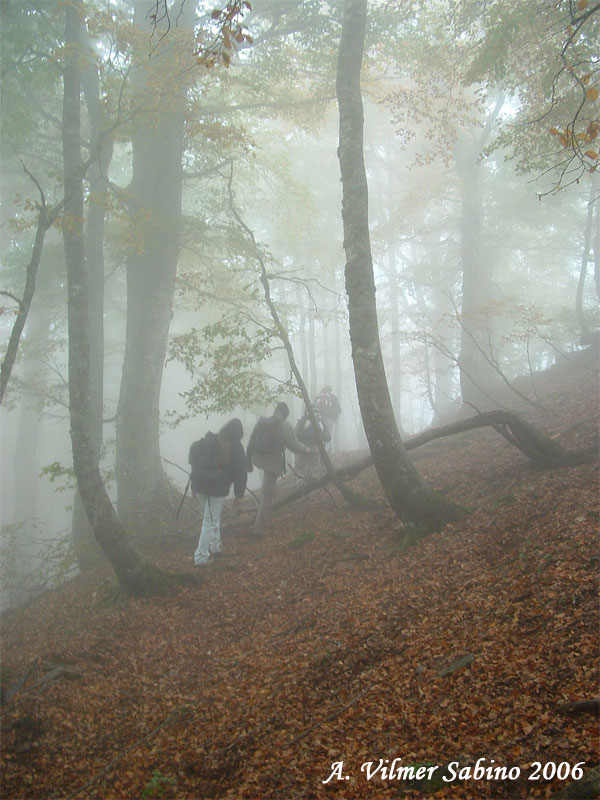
[0,1,599,798]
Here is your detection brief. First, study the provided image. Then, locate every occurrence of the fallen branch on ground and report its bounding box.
[557,698,600,715]
[271,411,597,512]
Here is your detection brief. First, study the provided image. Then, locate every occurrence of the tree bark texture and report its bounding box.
[336,0,463,531]
[387,240,405,431]
[62,1,174,596]
[71,20,114,568]
[116,0,194,527]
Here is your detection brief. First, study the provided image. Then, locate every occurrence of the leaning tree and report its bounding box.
[336,0,464,532]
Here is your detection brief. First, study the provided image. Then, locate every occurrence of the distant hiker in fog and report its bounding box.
[314,385,341,446]
[188,418,247,566]
[246,402,308,538]
[294,404,330,482]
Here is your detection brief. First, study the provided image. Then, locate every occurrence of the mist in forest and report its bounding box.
[1,0,598,608]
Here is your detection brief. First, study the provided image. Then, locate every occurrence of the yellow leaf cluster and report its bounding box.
[550,119,600,153]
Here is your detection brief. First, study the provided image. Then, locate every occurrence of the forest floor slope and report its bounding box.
[1,359,599,800]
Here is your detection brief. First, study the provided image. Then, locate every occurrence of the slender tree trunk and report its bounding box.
[296,286,309,384]
[115,0,194,527]
[227,172,368,507]
[455,132,494,407]
[308,308,317,398]
[594,188,600,303]
[455,98,503,409]
[323,315,330,388]
[336,0,463,531]
[71,22,113,568]
[9,305,49,606]
[62,1,179,597]
[0,181,63,406]
[576,171,598,338]
[431,279,457,424]
[334,315,343,452]
[387,241,406,431]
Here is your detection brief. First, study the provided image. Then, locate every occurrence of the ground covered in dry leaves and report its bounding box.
[1,361,599,800]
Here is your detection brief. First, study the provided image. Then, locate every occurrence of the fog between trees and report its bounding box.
[1,0,598,603]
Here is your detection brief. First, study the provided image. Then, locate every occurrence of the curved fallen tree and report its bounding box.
[271,410,597,512]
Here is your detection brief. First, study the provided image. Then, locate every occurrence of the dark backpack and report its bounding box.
[189,432,230,495]
[297,411,330,445]
[252,416,284,455]
[316,392,341,419]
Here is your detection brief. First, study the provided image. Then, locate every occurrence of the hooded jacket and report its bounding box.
[246,411,305,477]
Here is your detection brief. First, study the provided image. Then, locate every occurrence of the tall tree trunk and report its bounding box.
[455,131,494,408]
[576,171,599,339]
[336,0,462,531]
[431,278,457,424]
[334,315,343,453]
[322,315,330,388]
[9,305,49,606]
[594,186,600,303]
[455,98,503,409]
[296,286,309,384]
[308,308,317,398]
[387,241,405,431]
[62,1,178,597]
[71,21,113,569]
[115,0,194,528]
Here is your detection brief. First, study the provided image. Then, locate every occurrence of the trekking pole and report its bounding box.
[176,477,190,519]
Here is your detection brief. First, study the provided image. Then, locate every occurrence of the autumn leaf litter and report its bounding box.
[1,363,598,800]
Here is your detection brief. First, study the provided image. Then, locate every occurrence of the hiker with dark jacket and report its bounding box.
[246,402,308,538]
[294,404,328,482]
[190,417,247,566]
[314,385,341,446]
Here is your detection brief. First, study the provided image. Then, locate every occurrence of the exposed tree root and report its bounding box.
[97,567,201,604]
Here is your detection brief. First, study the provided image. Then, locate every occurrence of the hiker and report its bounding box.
[314,385,341,446]
[189,417,247,567]
[294,405,330,482]
[246,401,308,538]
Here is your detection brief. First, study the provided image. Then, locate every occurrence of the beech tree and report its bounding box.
[455,97,505,409]
[62,0,190,596]
[336,0,463,532]
[114,0,197,528]
[71,12,114,567]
